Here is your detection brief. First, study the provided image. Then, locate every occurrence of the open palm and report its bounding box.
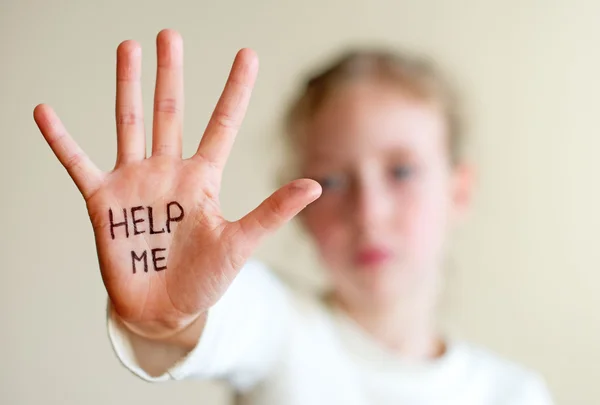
[33,29,321,338]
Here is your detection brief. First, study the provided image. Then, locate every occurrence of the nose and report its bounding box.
[351,171,394,235]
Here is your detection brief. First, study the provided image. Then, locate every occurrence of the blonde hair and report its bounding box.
[279,47,465,185]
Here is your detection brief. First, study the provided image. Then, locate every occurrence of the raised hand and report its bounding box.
[33,29,321,339]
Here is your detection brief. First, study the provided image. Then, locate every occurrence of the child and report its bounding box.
[34,29,553,404]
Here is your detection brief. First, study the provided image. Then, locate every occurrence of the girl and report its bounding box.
[34,29,553,404]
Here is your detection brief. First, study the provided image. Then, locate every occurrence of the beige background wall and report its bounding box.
[2,0,599,404]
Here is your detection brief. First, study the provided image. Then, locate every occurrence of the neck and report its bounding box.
[328,287,445,360]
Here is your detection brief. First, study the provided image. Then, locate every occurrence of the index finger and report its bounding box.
[193,48,258,171]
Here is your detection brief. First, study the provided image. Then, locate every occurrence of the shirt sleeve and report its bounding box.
[106,258,293,391]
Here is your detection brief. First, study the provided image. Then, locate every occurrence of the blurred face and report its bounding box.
[299,80,471,310]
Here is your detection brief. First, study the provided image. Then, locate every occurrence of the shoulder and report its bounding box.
[453,341,554,404]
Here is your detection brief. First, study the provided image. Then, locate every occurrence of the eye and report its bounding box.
[391,165,413,181]
[317,174,347,191]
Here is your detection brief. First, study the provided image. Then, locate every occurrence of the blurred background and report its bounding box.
[2,0,599,404]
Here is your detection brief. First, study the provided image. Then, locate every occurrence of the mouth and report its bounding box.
[354,246,393,268]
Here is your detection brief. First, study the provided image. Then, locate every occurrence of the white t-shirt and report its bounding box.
[107,259,554,405]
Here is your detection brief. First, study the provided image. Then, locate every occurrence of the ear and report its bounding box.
[450,162,476,224]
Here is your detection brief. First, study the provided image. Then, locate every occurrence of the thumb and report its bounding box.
[233,178,321,248]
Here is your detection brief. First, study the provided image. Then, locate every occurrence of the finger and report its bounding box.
[152,29,184,157]
[194,48,258,171]
[233,179,321,250]
[115,40,145,166]
[34,104,104,199]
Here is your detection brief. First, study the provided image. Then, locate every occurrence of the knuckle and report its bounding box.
[152,143,177,156]
[46,130,66,149]
[116,111,141,126]
[267,194,286,217]
[257,197,285,231]
[64,152,84,171]
[212,110,239,131]
[154,97,180,114]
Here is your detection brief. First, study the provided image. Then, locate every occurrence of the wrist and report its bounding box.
[110,304,208,351]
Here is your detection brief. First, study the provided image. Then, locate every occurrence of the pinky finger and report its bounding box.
[34,104,104,200]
